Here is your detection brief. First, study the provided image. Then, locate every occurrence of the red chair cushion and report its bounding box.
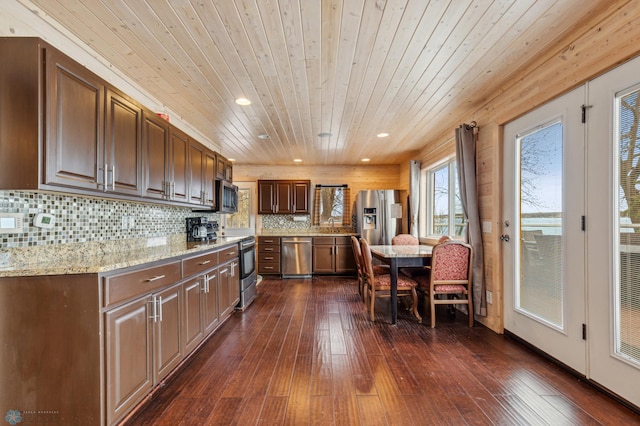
[374,274,416,289]
[434,284,467,293]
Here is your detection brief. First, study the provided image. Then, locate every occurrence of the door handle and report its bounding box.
[500,234,510,242]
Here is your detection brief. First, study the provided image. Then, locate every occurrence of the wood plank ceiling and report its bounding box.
[22,0,609,165]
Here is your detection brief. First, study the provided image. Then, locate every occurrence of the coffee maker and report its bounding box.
[186,217,218,242]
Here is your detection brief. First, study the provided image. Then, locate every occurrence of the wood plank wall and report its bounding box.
[413,0,640,333]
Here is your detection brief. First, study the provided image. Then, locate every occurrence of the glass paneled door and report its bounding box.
[587,55,640,408]
[503,86,586,374]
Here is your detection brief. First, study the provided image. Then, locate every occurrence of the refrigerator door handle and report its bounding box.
[379,193,387,244]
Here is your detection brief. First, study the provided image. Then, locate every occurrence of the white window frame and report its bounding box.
[419,156,465,242]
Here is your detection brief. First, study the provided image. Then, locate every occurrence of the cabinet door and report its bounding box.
[335,243,357,274]
[188,141,205,205]
[183,277,204,354]
[105,89,142,196]
[258,181,276,213]
[45,50,103,190]
[292,181,310,214]
[203,270,220,335]
[105,297,153,425]
[229,260,240,308]
[142,112,169,199]
[169,128,189,203]
[216,154,226,180]
[313,245,335,273]
[154,283,183,383]
[204,151,217,208]
[275,181,292,213]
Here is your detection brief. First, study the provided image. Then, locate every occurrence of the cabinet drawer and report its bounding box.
[258,263,280,273]
[335,236,352,245]
[259,244,280,253]
[258,252,280,263]
[183,251,219,277]
[219,244,239,260]
[313,236,335,245]
[103,261,181,308]
[258,237,280,245]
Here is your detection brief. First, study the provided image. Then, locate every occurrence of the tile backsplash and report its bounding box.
[0,191,219,248]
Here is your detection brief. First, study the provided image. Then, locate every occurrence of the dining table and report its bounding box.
[369,244,433,324]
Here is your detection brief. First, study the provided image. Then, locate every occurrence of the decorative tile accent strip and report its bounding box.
[261,214,355,234]
[0,191,219,248]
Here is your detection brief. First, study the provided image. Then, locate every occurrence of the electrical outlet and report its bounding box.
[129,216,136,229]
[121,215,129,230]
[486,290,493,304]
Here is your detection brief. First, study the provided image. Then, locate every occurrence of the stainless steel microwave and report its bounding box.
[216,180,238,213]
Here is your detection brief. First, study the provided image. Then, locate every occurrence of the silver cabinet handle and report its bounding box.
[158,296,163,322]
[220,268,228,274]
[110,165,116,191]
[103,163,108,192]
[200,278,207,292]
[145,275,166,282]
[199,260,212,265]
[149,296,158,322]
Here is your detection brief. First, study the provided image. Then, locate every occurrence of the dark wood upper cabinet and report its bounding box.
[204,151,217,208]
[189,141,205,205]
[142,111,170,200]
[105,89,143,196]
[258,180,310,214]
[44,48,104,190]
[292,181,310,214]
[216,154,232,181]
[168,127,189,203]
[0,37,232,208]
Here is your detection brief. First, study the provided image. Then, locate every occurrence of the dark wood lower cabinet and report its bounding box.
[312,236,357,274]
[0,242,241,426]
[105,297,153,425]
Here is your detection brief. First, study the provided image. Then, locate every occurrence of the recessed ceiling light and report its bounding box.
[317,132,332,138]
[257,134,270,139]
[376,132,389,138]
[361,158,370,162]
[235,97,251,106]
[293,159,302,163]
[228,158,236,162]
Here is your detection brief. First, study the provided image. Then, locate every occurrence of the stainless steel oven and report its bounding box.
[236,236,257,310]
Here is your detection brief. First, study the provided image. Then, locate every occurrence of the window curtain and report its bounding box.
[342,187,351,226]
[312,186,321,226]
[456,124,486,316]
[409,160,420,237]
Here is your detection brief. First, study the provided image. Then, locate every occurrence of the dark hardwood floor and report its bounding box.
[127,276,640,425]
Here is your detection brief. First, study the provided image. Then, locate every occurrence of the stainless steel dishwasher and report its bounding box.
[281,237,312,278]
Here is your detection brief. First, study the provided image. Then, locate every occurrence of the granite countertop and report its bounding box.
[0,235,247,278]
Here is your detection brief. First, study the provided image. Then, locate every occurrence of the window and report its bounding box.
[313,185,351,226]
[221,182,256,236]
[420,158,465,238]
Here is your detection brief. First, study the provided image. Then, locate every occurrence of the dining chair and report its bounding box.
[352,236,391,304]
[392,233,426,278]
[391,233,419,245]
[350,236,366,300]
[360,238,422,323]
[415,240,473,327]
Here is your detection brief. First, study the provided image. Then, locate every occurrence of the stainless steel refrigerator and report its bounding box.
[356,190,406,245]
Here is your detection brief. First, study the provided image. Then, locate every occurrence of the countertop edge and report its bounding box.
[0,236,247,278]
